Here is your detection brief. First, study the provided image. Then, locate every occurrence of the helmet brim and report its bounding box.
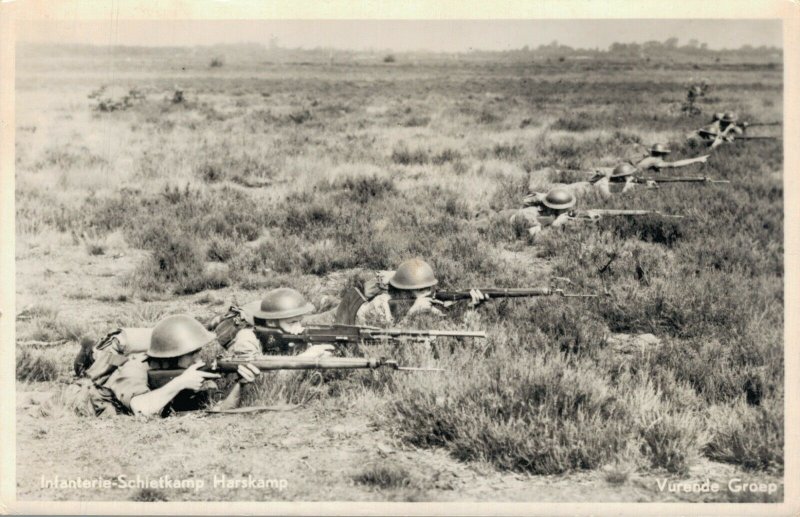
[388,278,438,290]
[252,302,315,322]
[542,199,576,210]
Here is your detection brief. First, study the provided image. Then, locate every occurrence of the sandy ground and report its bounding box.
[16,387,783,503]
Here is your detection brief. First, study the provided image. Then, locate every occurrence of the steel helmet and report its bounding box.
[722,111,738,123]
[389,258,438,290]
[148,314,216,358]
[611,163,637,178]
[649,143,671,155]
[253,288,315,321]
[542,188,576,210]
[712,112,724,121]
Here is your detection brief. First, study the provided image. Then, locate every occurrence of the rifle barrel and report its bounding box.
[366,329,487,339]
[646,177,706,183]
[434,288,552,301]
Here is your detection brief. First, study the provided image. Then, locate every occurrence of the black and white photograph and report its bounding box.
[1,1,798,514]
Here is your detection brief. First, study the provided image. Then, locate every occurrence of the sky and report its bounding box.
[16,19,783,52]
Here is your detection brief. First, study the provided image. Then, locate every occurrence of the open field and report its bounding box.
[14,46,783,502]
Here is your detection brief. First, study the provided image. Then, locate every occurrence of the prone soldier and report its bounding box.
[506,187,684,240]
[64,314,261,417]
[331,258,488,326]
[689,111,744,149]
[217,287,334,358]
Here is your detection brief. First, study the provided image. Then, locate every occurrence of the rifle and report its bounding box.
[429,286,599,301]
[254,324,486,354]
[333,279,598,325]
[633,176,730,184]
[742,121,781,128]
[147,355,443,390]
[733,135,778,142]
[574,209,684,220]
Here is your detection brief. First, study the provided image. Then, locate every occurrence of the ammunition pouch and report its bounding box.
[211,307,251,349]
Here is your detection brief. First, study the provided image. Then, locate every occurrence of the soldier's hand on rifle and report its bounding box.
[177,362,221,391]
[408,295,444,316]
[469,289,489,307]
[236,363,261,384]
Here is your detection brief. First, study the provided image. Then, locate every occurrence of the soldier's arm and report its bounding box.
[129,378,193,417]
[129,362,220,417]
[665,155,709,168]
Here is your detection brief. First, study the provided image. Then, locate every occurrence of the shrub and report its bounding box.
[477,108,500,124]
[16,347,60,382]
[551,113,595,131]
[638,410,707,474]
[353,464,412,489]
[705,398,783,473]
[431,148,462,165]
[391,144,429,165]
[330,175,396,203]
[383,54,396,63]
[209,57,224,68]
[129,230,206,293]
[595,215,686,248]
[389,353,632,475]
[206,236,237,262]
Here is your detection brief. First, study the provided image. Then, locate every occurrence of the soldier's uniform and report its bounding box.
[64,315,220,417]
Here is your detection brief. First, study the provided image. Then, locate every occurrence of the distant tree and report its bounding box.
[383,54,396,63]
[664,37,679,49]
[209,56,224,68]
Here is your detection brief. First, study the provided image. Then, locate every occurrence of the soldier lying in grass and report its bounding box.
[325,258,488,326]
[504,187,683,240]
[688,111,744,149]
[205,287,334,358]
[65,315,261,417]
